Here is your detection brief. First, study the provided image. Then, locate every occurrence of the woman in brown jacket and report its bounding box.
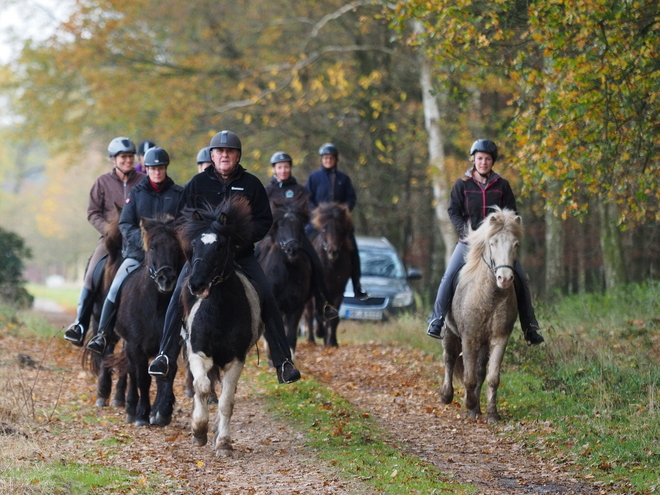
[64,137,145,346]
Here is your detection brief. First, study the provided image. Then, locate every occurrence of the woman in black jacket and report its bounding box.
[87,147,183,354]
[426,139,544,346]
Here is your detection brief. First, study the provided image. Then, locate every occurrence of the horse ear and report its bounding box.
[220,212,228,225]
[515,215,522,226]
[192,210,202,221]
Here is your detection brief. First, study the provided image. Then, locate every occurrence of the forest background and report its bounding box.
[0,0,659,305]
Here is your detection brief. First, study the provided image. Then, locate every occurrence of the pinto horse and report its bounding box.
[110,215,185,426]
[304,201,353,347]
[440,207,522,423]
[256,199,312,353]
[178,197,264,456]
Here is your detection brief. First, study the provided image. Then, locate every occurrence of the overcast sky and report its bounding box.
[0,0,73,64]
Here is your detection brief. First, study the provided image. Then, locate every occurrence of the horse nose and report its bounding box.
[285,241,300,258]
[497,272,514,289]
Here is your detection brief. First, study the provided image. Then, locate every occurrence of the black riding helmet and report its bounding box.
[318,142,338,157]
[143,147,170,167]
[270,151,292,166]
[469,139,498,163]
[138,140,156,157]
[209,131,241,160]
[196,147,211,164]
[108,137,136,158]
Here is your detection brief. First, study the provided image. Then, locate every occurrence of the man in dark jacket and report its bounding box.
[305,142,367,300]
[87,147,183,354]
[148,131,301,384]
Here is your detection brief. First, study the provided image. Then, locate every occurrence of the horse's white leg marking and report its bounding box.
[236,272,264,345]
[187,299,213,447]
[214,359,244,455]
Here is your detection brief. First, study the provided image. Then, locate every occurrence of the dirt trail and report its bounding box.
[1,310,601,494]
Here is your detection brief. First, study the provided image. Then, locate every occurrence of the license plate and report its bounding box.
[344,309,383,320]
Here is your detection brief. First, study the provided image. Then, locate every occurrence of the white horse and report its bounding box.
[440,207,522,423]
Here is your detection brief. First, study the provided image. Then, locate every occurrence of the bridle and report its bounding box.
[149,265,175,281]
[191,245,235,287]
[481,242,516,276]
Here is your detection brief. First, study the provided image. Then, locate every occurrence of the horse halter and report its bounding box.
[149,265,175,281]
[191,251,234,286]
[481,242,516,276]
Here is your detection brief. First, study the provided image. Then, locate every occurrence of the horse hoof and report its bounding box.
[193,434,207,447]
[439,391,453,405]
[149,413,171,427]
[486,413,501,424]
[95,398,109,407]
[215,447,233,458]
[126,414,136,423]
[111,399,125,408]
[208,396,218,405]
[134,418,150,427]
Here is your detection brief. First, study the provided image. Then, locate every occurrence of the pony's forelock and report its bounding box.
[312,201,353,231]
[179,197,253,248]
[464,207,522,268]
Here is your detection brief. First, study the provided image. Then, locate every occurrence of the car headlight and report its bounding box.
[391,290,414,308]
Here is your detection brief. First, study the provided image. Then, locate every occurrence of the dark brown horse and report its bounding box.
[110,215,185,426]
[440,208,522,423]
[257,199,312,353]
[304,202,353,347]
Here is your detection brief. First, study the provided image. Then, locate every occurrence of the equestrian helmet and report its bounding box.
[469,139,498,163]
[196,147,211,164]
[108,137,136,157]
[209,131,241,152]
[137,140,156,157]
[270,151,292,166]
[143,146,170,167]
[318,142,338,157]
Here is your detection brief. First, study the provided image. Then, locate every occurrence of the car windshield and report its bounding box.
[359,248,406,278]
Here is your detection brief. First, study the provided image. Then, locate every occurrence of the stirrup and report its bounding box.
[277,360,301,384]
[64,323,85,347]
[148,354,170,377]
[426,318,444,339]
[322,303,339,321]
[87,334,107,355]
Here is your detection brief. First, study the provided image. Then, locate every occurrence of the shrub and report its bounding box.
[0,227,33,308]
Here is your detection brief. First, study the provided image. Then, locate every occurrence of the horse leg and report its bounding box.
[485,339,509,423]
[208,366,220,405]
[213,359,244,457]
[151,340,181,426]
[95,338,118,407]
[134,353,152,427]
[189,350,213,446]
[184,366,194,398]
[125,360,138,424]
[284,312,301,354]
[303,301,316,344]
[439,331,460,404]
[112,372,127,408]
[461,345,482,419]
[325,318,339,347]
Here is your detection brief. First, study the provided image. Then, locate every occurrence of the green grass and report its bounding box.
[339,282,660,494]
[255,373,474,494]
[26,283,80,312]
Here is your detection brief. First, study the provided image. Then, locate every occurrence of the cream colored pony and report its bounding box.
[440,207,522,423]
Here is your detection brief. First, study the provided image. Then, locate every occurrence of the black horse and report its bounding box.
[304,202,353,347]
[110,215,185,426]
[256,199,312,353]
[178,197,264,456]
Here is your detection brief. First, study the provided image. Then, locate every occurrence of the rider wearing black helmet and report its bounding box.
[87,147,184,355]
[136,140,156,174]
[426,139,544,346]
[305,142,368,301]
[64,137,145,346]
[196,146,212,173]
[264,151,338,321]
[148,131,301,385]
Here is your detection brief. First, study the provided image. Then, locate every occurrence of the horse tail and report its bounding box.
[81,347,100,376]
[106,349,128,376]
[453,355,465,384]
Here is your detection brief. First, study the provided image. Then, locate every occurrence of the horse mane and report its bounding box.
[178,196,253,259]
[462,207,523,279]
[270,198,310,228]
[141,214,177,252]
[311,201,353,232]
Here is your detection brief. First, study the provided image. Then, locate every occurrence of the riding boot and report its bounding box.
[513,270,545,346]
[149,263,188,377]
[349,232,368,300]
[426,316,445,339]
[87,299,118,355]
[64,287,95,346]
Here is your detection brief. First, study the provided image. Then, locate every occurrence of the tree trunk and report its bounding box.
[598,201,627,289]
[544,206,563,300]
[414,21,456,270]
